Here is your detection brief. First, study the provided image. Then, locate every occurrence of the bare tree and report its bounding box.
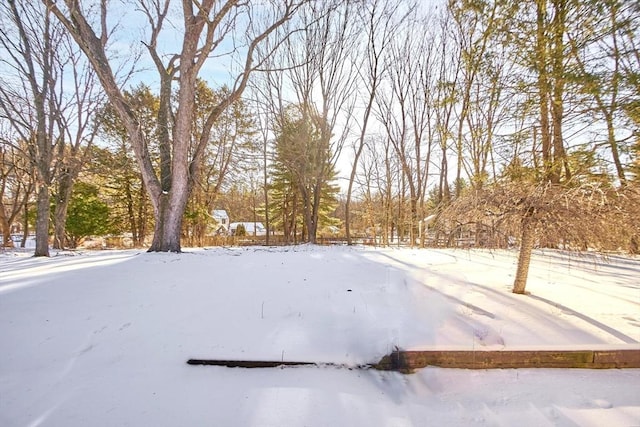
[344,0,412,244]
[355,134,401,245]
[248,64,286,245]
[448,0,515,192]
[278,0,358,243]
[567,0,638,186]
[0,1,66,256]
[374,39,411,244]
[250,39,301,243]
[43,0,307,252]
[0,134,34,247]
[50,35,105,250]
[1,1,106,255]
[439,178,639,294]
[432,8,461,206]
[374,11,442,246]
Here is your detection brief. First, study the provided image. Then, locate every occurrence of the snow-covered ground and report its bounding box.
[1,245,639,426]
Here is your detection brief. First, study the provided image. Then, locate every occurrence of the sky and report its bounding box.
[102,1,379,189]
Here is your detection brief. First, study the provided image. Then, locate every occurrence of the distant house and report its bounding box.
[212,210,230,234]
[229,222,266,236]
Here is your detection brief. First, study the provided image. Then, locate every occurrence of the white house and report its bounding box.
[229,222,266,236]
[212,210,230,234]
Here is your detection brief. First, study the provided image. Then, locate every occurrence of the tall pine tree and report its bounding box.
[270,104,339,243]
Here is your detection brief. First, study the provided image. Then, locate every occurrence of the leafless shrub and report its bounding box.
[437,181,640,254]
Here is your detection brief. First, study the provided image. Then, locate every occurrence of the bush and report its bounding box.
[235,223,247,236]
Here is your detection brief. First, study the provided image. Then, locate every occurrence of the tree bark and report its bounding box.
[0,203,12,247]
[52,171,75,249]
[512,218,535,294]
[34,185,50,257]
[550,0,570,182]
[536,0,554,183]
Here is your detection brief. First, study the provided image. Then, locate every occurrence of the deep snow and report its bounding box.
[1,245,639,426]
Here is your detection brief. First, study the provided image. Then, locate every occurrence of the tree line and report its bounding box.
[1,0,638,290]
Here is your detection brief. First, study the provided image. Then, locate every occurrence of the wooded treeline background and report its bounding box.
[1,0,638,261]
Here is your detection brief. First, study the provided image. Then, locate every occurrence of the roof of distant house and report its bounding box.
[229,222,266,233]
[212,210,229,218]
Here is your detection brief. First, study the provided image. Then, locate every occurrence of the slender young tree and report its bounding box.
[448,0,516,191]
[383,14,441,245]
[344,0,411,244]
[249,72,284,244]
[51,34,105,250]
[433,8,461,206]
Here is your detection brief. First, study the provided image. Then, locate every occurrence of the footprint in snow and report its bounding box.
[473,327,505,347]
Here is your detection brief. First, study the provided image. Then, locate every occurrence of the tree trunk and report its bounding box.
[53,202,69,250]
[136,182,148,247]
[512,218,535,294]
[410,196,418,247]
[345,154,360,245]
[34,185,50,257]
[346,90,376,246]
[263,138,270,246]
[52,173,75,250]
[550,0,569,182]
[148,191,186,252]
[123,178,138,244]
[21,202,30,248]
[536,0,554,183]
[303,190,315,244]
[0,205,12,247]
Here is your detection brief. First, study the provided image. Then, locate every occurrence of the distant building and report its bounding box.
[229,222,266,236]
[212,210,230,234]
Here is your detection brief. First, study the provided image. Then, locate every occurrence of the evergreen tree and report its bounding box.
[271,104,339,243]
[64,182,110,248]
[97,84,158,247]
[268,166,302,244]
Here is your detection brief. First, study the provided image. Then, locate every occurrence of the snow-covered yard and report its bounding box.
[1,245,639,426]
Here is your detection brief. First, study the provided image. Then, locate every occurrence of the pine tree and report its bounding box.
[271,104,339,243]
[64,182,111,248]
[97,84,158,247]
